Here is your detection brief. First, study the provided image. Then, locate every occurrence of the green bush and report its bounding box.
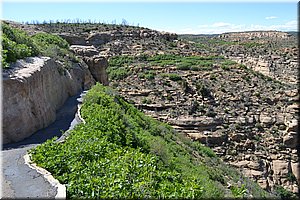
[32,32,69,49]
[144,71,155,80]
[2,23,39,54]
[221,60,236,70]
[177,62,190,70]
[231,184,247,198]
[241,42,262,48]
[1,23,38,68]
[32,33,70,58]
[108,67,130,80]
[168,73,182,81]
[108,55,134,68]
[196,81,211,98]
[274,185,295,199]
[190,65,200,71]
[107,56,135,80]
[1,22,75,68]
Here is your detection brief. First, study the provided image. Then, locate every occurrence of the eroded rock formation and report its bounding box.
[3,57,99,144]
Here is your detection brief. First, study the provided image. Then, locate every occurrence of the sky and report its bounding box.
[2,1,298,34]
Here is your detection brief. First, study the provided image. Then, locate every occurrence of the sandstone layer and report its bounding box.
[3,57,99,144]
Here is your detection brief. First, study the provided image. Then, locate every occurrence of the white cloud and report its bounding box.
[211,22,232,27]
[265,16,278,20]
[173,20,297,34]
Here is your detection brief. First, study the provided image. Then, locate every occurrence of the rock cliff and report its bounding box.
[3,56,104,144]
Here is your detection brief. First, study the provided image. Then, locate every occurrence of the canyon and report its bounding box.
[3,21,299,197]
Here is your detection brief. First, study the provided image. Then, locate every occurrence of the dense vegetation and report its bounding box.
[1,22,77,68]
[107,54,225,81]
[30,84,272,199]
[2,22,39,68]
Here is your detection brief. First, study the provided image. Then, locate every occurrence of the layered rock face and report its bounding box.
[111,58,299,194]
[70,45,109,86]
[219,31,292,40]
[2,57,99,144]
[214,32,298,85]
[223,46,298,85]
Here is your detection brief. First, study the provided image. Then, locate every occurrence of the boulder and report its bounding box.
[291,162,300,183]
[248,161,261,170]
[244,169,263,178]
[259,113,275,126]
[283,132,298,148]
[86,32,112,46]
[257,179,269,189]
[70,45,99,57]
[272,160,289,176]
[230,160,249,168]
[59,33,87,45]
[84,56,109,85]
[230,132,245,142]
[284,89,298,97]
[286,119,298,132]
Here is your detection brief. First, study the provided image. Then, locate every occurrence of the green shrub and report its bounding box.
[221,64,230,70]
[190,65,200,71]
[2,23,38,54]
[241,42,262,48]
[108,67,130,80]
[1,22,76,68]
[32,32,69,49]
[231,184,247,198]
[108,55,134,68]
[32,33,70,58]
[141,98,152,104]
[168,73,182,81]
[177,63,190,70]
[1,23,38,67]
[221,60,236,66]
[274,185,295,199]
[196,81,211,98]
[287,172,297,182]
[144,72,155,80]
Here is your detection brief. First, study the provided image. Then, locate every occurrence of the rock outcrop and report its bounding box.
[3,57,99,144]
[111,54,299,194]
[219,31,292,40]
[83,56,109,86]
[70,46,109,85]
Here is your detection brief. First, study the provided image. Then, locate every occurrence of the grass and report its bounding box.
[29,83,272,199]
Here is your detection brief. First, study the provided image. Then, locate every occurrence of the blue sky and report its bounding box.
[2,2,298,34]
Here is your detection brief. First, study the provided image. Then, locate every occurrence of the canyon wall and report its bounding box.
[3,56,107,144]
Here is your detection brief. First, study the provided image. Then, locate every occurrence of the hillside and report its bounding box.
[2,21,299,198]
[179,32,298,85]
[30,83,272,198]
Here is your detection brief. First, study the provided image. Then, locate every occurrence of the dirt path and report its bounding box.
[1,91,86,198]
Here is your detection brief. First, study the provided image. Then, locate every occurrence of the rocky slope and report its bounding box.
[4,22,298,197]
[35,23,298,195]
[219,31,293,40]
[108,55,299,195]
[181,31,298,85]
